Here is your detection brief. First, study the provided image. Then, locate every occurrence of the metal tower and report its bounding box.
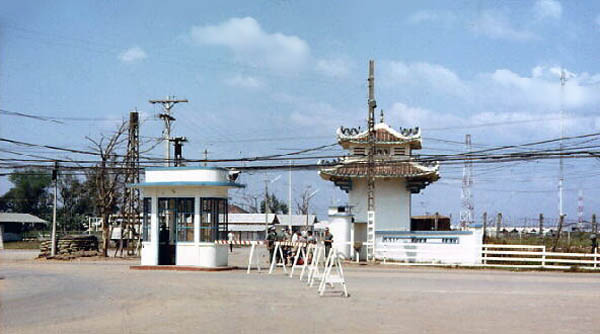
[123,110,141,255]
[366,60,377,261]
[460,134,474,229]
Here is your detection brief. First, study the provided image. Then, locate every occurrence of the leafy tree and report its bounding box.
[0,169,52,220]
[260,193,288,214]
[58,174,96,231]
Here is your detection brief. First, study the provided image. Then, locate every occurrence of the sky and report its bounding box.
[2,0,600,226]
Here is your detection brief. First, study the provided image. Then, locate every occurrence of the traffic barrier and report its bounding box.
[318,248,349,297]
[268,241,288,274]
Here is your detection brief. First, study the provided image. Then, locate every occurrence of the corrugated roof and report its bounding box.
[228,213,278,224]
[228,224,266,232]
[0,213,48,224]
[278,215,317,226]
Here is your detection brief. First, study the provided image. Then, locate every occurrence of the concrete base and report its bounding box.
[130,265,236,272]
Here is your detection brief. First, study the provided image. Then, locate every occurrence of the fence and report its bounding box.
[378,243,600,270]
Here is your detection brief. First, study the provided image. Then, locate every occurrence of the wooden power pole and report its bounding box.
[149,96,188,167]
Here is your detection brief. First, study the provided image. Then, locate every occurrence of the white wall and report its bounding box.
[348,178,411,231]
[375,230,483,265]
[328,214,352,258]
[146,168,230,183]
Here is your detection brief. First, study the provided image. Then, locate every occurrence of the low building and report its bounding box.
[228,213,278,240]
[0,213,48,244]
[277,214,317,233]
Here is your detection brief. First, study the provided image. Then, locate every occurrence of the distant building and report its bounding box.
[228,213,278,240]
[0,213,48,243]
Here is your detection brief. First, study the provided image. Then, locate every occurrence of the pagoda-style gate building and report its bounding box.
[319,116,440,258]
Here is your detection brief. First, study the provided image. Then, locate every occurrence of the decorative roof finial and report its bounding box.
[380,109,384,123]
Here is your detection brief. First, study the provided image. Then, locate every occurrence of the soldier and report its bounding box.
[266,226,277,263]
[324,227,334,257]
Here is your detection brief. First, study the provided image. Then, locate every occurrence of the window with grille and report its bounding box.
[353,147,366,156]
[200,198,228,242]
[142,198,151,242]
[393,147,405,156]
[157,198,195,242]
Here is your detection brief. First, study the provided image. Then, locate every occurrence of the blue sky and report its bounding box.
[2,1,600,226]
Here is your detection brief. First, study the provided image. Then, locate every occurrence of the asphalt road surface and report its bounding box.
[1,248,599,333]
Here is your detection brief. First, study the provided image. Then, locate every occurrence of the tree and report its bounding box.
[295,187,317,215]
[0,169,52,220]
[260,193,288,214]
[87,121,128,257]
[58,174,96,231]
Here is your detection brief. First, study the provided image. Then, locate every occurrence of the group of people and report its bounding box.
[266,226,333,265]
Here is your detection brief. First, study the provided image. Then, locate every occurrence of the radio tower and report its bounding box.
[460,134,474,229]
[366,60,377,261]
[123,110,140,256]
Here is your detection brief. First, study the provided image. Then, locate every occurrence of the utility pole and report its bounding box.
[539,213,544,236]
[460,134,474,229]
[482,212,487,238]
[558,70,567,220]
[592,214,597,234]
[366,60,377,261]
[50,161,58,257]
[264,180,270,238]
[149,96,188,167]
[288,161,292,232]
[577,189,584,231]
[496,213,502,238]
[171,136,187,167]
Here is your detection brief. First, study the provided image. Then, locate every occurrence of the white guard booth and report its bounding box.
[131,167,244,268]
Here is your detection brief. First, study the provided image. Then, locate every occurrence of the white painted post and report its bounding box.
[0,224,4,250]
[594,248,597,269]
[541,246,546,268]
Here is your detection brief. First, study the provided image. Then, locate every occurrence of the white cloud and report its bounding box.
[224,75,264,89]
[384,61,470,98]
[315,58,351,77]
[471,10,537,41]
[534,0,562,20]
[188,17,310,72]
[118,46,147,63]
[406,10,457,25]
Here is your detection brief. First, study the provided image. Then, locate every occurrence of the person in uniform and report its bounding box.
[323,227,334,257]
[266,226,277,263]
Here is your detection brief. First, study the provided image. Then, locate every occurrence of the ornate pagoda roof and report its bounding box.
[337,122,422,149]
[319,161,438,179]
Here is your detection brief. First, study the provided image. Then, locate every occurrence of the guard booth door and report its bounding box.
[158,198,177,265]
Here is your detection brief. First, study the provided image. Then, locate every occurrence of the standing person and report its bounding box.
[227,231,234,252]
[323,227,333,257]
[591,234,598,254]
[266,226,277,263]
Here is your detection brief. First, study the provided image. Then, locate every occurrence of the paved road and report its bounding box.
[1,248,599,333]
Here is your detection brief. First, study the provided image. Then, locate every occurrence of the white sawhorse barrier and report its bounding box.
[216,240,265,274]
[318,248,349,297]
[262,241,349,298]
[268,241,288,274]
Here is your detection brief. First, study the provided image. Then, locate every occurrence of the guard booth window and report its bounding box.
[200,198,228,242]
[157,198,195,242]
[142,198,151,241]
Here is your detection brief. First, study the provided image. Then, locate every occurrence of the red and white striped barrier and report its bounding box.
[215,240,264,245]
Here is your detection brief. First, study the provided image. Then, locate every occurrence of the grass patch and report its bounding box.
[3,241,41,249]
